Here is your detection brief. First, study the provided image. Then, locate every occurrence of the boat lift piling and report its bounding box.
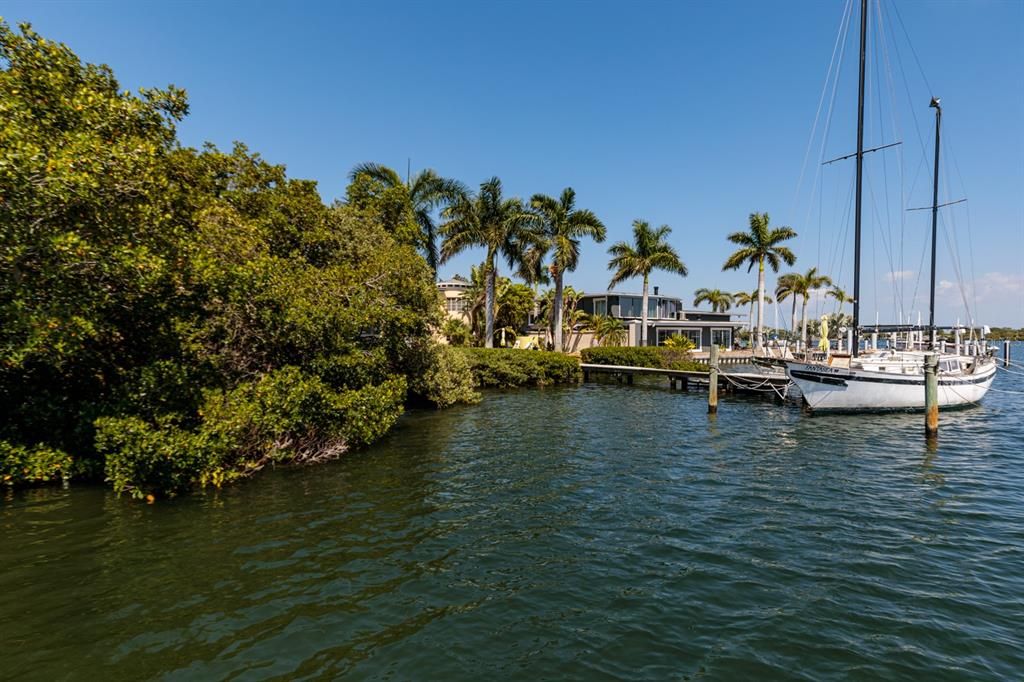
[708,345,719,415]
[924,353,939,437]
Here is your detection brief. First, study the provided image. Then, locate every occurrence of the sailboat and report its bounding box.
[784,0,997,412]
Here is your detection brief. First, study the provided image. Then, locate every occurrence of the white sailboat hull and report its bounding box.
[786,358,996,411]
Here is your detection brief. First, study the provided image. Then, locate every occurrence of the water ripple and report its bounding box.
[2,345,1024,680]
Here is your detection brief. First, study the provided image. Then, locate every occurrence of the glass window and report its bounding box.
[711,328,732,348]
[657,329,679,344]
[594,298,607,316]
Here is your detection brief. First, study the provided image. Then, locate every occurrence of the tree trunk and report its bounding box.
[756,259,765,352]
[801,296,809,348]
[640,275,649,347]
[791,297,797,337]
[485,260,496,349]
[553,270,564,352]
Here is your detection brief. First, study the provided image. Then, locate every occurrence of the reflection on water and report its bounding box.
[2,345,1023,680]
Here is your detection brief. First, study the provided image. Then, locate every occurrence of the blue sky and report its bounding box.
[4,1,1022,325]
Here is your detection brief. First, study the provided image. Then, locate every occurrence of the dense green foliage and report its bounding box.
[455,348,581,388]
[580,346,707,372]
[0,23,473,497]
[988,328,1024,341]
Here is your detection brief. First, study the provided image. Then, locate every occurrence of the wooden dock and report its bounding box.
[580,363,792,396]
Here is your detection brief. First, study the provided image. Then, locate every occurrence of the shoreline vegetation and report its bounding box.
[0,24,591,498]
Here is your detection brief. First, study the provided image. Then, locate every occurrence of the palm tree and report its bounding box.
[722,212,797,351]
[439,177,537,348]
[693,288,734,313]
[827,285,852,309]
[348,162,467,274]
[775,272,802,337]
[734,290,755,334]
[462,263,489,343]
[793,267,833,347]
[528,188,606,353]
[608,220,688,346]
[587,314,628,347]
[735,289,773,336]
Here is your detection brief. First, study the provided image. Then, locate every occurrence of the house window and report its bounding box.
[594,298,607,317]
[657,329,679,345]
[446,297,468,313]
[711,328,732,348]
[619,297,640,318]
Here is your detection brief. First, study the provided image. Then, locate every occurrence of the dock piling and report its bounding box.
[1004,340,1011,368]
[708,345,719,414]
[924,353,938,437]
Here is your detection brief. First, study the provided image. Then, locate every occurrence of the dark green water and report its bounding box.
[3,350,1024,680]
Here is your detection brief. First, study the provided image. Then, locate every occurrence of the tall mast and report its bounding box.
[928,97,942,349]
[852,0,868,358]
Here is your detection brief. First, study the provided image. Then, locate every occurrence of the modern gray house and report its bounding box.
[578,289,743,349]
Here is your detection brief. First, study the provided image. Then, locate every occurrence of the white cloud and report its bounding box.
[935,272,1024,326]
[886,270,914,282]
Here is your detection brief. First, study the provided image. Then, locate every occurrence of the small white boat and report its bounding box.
[788,351,996,411]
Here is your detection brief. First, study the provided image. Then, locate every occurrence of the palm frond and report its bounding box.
[348,161,403,186]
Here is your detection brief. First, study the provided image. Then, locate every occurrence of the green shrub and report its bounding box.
[1,440,75,487]
[455,348,581,388]
[411,344,481,408]
[661,335,696,351]
[580,346,707,372]
[95,417,213,499]
[95,368,409,498]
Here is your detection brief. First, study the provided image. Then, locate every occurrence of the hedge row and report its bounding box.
[455,348,582,388]
[579,346,708,372]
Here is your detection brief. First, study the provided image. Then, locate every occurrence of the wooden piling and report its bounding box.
[924,353,938,437]
[708,345,719,414]
[1004,340,1011,368]
[626,373,633,386]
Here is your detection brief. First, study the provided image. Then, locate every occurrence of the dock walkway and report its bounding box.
[580,363,792,397]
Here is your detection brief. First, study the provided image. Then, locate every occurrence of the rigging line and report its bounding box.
[792,0,854,217]
[908,213,930,316]
[940,157,971,323]
[807,0,855,272]
[993,363,1024,378]
[881,0,934,324]
[982,385,1024,396]
[937,148,973,325]
[825,171,856,312]
[865,172,900,308]
[940,212,974,324]
[828,175,855,321]
[874,0,900,319]
[881,0,931,189]
[887,0,934,96]
[943,127,979,318]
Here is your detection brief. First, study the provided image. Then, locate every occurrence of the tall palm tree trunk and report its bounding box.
[553,270,564,352]
[756,259,766,352]
[790,298,797,337]
[485,259,496,349]
[640,275,650,346]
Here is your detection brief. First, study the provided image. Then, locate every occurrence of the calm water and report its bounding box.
[3,346,1024,680]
